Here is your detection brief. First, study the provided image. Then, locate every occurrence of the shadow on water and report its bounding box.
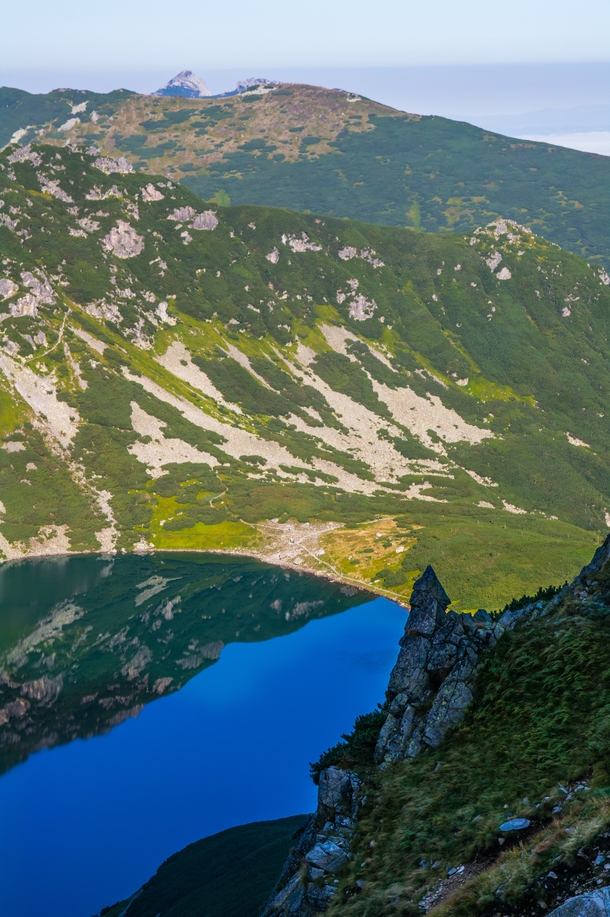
[0,553,371,776]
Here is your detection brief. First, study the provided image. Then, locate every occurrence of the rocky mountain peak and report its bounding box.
[407,564,451,636]
[153,70,211,98]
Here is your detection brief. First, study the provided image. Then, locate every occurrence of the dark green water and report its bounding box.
[0,552,370,776]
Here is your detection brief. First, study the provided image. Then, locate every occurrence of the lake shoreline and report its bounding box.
[0,543,410,609]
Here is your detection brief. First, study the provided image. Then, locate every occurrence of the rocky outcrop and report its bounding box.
[262,767,362,917]
[548,888,610,917]
[262,549,610,917]
[262,564,536,916]
[375,565,496,764]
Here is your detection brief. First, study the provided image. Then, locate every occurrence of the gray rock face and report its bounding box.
[262,766,361,916]
[375,565,496,764]
[263,567,502,916]
[548,888,610,917]
[498,817,531,831]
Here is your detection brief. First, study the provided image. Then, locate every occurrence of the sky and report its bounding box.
[4,0,610,75]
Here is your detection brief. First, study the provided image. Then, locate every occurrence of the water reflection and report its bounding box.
[0,553,369,775]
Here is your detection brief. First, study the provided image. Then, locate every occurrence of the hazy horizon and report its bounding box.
[3,61,609,155]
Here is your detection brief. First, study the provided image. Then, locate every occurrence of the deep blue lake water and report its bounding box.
[0,556,406,917]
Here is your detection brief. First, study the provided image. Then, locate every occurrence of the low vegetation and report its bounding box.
[97,815,308,917]
[4,83,609,270]
[0,143,609,611]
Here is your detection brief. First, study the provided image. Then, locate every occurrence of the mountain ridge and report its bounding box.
[2,82,609,272]
[0,142,608,609]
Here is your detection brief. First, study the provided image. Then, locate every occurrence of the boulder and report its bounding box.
[306,840,349,874]
[498,818,531,831]
[548,889,610,917]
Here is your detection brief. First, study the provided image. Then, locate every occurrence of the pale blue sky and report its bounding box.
[3,0,610,75]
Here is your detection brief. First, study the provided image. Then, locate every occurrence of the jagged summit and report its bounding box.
[212,77,280,98]
[153,70,211,98]
[152,72,278,100]
[410,564,451,614]
[234,77,277,93]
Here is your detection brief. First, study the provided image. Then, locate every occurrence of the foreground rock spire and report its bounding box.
[375,565,495,763]
[262,565,498,916]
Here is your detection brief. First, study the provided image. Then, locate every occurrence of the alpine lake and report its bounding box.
[0,553,407,917]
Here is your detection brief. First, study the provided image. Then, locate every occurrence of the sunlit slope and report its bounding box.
[1,83,609,271]
[0,144,608,605]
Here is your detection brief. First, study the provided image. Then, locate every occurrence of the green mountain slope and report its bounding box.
[313,540,610,917]
[1,143,609,607]
[97,815,309,917]
[2,83,609,270]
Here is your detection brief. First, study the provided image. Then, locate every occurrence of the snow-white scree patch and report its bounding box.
[94,156,133,174]
[59,118,80,132]
[598,268,610,286]
[266,248,280,264]
[155,302,175,325]
[282,232,322,253]
[77,216,100,233]
[566,432,590,449]
[10,271,55,317]
[0,279,18,300]
[156,341,240,413]
[319,323,396,371]
[102,221,145,259]
[349,294,377,321]
[37,174,73,203]
[128,402,219,478]
[71,101,87,115]
[370,378,494,452]
[486,252,502,272]
[86,184,122,201]
[141,183,165,202]
[403,481,448,503]
[478,501,495,509]
[28,524,72,556]
[0,355,80,449]
[285,342,451,478]
[122,368,379,494]
[71,327,108,356]
[503,501,527,515]
[496,267,512,280]
[7,145,42,167]
[191,211,218,231]
[168,206,195,222]
[337,246,385,268]
[2,440,26,453]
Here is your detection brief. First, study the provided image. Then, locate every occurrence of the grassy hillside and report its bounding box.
[1,143,609,608]
[96,815,308,917]
[2,84,609,271]
[320,545,610,916]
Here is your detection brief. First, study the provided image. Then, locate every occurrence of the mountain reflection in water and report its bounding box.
[0,553,370,776]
